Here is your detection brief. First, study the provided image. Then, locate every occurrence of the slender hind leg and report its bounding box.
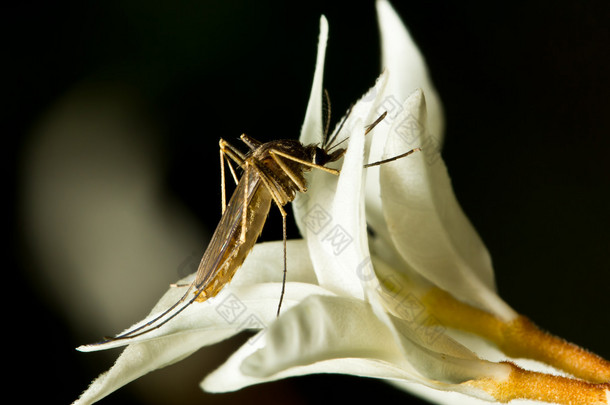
[219,139,245,213]
[269,149,341,175]
[277,211,288,317]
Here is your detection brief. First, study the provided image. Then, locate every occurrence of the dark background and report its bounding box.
[6,1,609,404]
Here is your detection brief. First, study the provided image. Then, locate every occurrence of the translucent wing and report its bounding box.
[102,169,271,342]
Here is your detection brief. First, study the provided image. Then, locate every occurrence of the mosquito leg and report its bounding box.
[364,111,387,135]
[269,152,308,193]
[219,139,246,213]
[241,162,288,317]
[225,159,239,185]
[269,149,341,176]
[220,148,227,213]
[240,133,263,151]
[102,284,197,342]
[247,161,290,216]
[276,211,288,317]
[169,282,191,288]
[240,166,249,243]
[241,159,289,316]
[220,152,242,213]
[219,138,246,167]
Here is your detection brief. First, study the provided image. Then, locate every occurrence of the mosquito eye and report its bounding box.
[313,147,328,165]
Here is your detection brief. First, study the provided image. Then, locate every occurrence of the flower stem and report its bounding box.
[465,362,610,405]
[422,287,610,383]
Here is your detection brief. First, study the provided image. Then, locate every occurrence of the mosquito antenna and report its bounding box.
[328,103,390,154]
[364,147,422,168]
[364,111,387,136]
[325,103,354,151]
[326,135,349,154]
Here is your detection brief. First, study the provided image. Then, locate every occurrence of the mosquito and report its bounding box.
[99,101,419,343]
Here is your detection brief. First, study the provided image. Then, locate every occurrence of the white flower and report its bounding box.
[73,1,610,405]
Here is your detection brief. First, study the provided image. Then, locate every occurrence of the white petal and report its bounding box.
[295,118,367,298]
[294,71,388,229]
[390,381,499,405]
[78,279,332,351]
[375,0,444,140]
[364,1,445,258]
[231,239,318,286]
[379,90,516,320]
[78,239,314,352]
[201,295,414,393]
[204,351,418,394]
[240,295,407,376]
[299,15,328,147]
[202,294,509,400]
[73,328,231,405]
[294,74,393,299]
[74,282,334,404]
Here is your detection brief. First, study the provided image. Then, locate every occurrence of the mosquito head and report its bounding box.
[312,145,346,166]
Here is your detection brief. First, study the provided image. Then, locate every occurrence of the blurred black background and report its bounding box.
[6,1,609,404]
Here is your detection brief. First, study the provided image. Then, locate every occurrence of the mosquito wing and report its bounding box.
[192,167,273,298]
